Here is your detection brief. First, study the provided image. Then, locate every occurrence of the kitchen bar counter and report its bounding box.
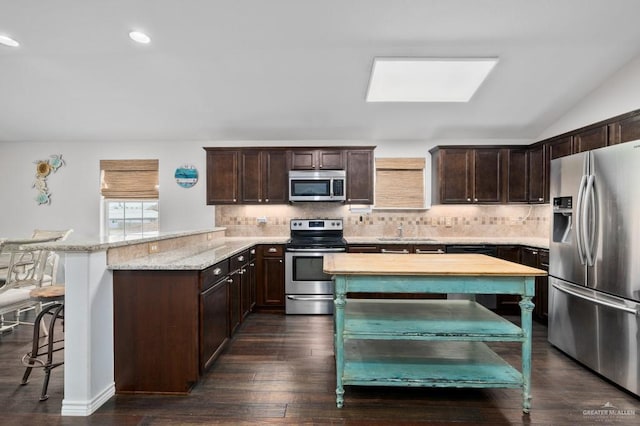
[325,253,546,413]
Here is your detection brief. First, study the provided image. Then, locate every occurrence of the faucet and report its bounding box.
[397,222,403,238]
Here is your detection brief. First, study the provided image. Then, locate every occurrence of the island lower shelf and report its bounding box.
[343,340,523,388]
[344,299,524,341]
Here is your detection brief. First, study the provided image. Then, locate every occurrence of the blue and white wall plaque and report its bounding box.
[174,164,199,188]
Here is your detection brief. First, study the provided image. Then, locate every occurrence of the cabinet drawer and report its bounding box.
[202,259,229,292]
[347,244,379,253]
[259,244,284,257]
[230,249,250,271]
[538,249,549,270]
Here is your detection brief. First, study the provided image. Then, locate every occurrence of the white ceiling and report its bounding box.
[2,0,640,144]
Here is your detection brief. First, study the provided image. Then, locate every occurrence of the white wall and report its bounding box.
[538,55,640,140]
[1,138,535,238]
[0,140,214,239]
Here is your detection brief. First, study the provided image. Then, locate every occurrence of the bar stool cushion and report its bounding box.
[0,286,36,307]
[29,285,65,301]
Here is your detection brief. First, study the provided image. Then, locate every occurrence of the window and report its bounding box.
[374,158,426,209]
[104,200,158,240]
[100,159,159,239]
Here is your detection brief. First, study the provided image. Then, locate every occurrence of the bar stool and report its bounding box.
[20,285,65,401]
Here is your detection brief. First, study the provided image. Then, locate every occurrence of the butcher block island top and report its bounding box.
[324,253,546,277]
[326,253,544,414]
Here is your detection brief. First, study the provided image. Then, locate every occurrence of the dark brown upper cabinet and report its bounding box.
[430,147,504,204]
[573,126,607,153]
[527,144,546,203]
[345,149,374,204]
[506,148,528,203]
[240,150,289,204]
[547,136,573,160]
[609,113,640,145]
[206,149,240,204]
[290,149,344,170]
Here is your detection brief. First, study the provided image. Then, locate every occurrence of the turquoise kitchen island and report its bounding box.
[324,253,546,413]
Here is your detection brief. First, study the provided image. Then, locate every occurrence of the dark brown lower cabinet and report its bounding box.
[496,245,522,315]
[201,278,229,371]
[113,260,230,394]
[241,251,254,320]
[255,244,285,312]
[227,269,242,336]
[521,247,549,322]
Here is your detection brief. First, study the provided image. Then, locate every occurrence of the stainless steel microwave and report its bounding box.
[288,170,346,202]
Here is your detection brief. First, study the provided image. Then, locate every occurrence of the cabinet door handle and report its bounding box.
[258,199,262,202]
[279,259,283,263]
[381,249,409,254]
[467,198,471,202]
[415,249,444,254]
[237,255,245,262]
[226,278,233,283]
[265,199,269,202]
[249,263,255,267]
[268,247,277,253]
[474,198,478,202]
[213,267,222,276]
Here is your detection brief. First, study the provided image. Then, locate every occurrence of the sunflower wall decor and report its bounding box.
[33,154,65,205]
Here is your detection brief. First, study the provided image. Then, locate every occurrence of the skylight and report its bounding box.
[366,57,498,103]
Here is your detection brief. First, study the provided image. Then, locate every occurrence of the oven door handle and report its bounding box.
[286,248,346,252]
[287,295,334,301]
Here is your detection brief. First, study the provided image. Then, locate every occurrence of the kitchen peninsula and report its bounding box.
[30,229,286,416]
[324,253,546,413]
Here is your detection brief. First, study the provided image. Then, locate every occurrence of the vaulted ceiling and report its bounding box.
[1,0,640,143]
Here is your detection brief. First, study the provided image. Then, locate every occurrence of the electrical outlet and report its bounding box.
[148,242,159,254]
[257,216,268,224]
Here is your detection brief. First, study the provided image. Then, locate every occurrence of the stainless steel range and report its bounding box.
[285,218,346,314]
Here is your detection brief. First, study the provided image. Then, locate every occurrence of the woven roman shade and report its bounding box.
[100,159,159,199]
[375,158,425,208]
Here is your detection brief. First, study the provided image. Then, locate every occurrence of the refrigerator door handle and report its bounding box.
[552,282,638,315]
[583,174,597,266]
[575,174,588,265]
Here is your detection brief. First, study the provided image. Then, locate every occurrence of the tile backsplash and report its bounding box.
[217,204,550,239]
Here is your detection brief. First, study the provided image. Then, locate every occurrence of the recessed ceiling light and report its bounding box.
[129,31,151,44]
[0,35,20,47]
[366,57,498,103]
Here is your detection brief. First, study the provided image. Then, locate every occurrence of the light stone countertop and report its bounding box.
[26,229,229,252]
[109,235,548,271]
[108,236,288,270]
[345,236,549,249]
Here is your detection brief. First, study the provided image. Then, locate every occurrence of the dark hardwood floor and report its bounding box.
[1,312,639,425]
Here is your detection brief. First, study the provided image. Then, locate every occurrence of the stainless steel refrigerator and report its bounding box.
[549,142,640,396]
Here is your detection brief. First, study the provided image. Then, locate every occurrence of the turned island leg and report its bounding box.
[334,275,346,408]
[519,279,535,414]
